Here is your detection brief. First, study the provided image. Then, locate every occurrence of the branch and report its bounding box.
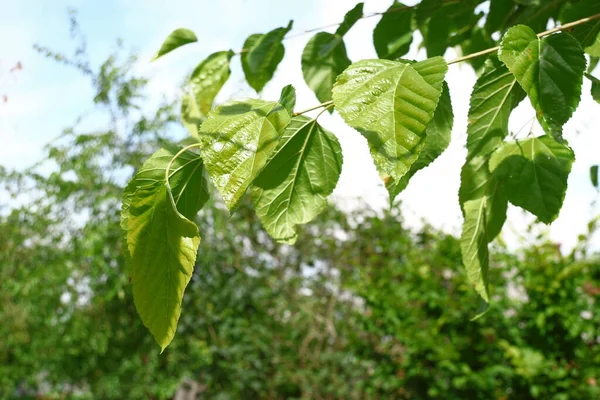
[299,13,600,113]
[293,100,333,116]
[448,13,600,65]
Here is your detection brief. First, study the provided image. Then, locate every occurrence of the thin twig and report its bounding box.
[448,12,600,65]
[298,13,600,113]
[293,100,333,116]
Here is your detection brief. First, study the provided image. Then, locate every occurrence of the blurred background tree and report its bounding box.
[1,16,600,400]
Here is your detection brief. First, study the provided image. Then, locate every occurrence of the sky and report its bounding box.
[1,0,599,251]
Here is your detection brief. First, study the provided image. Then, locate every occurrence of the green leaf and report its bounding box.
[279,84,296,115]
[180,90,204,139]
[241,21,293,92]
[461,198,490,304]
[498,26,586,142]
[463,57,525,164]
[461,173,508,306]
[591,165,599,189]
[489,135,575,223]
[187,50,234,115]
[386,82,453,201]
[563,0,600,49]
[586,34,600,57]
[373,1,414,60]
[198,99,291,210]
[152,28,197,61]
[301,32,351,104]
[335,3,364,37]
[415,0,443,26]
[590,57,600,73]
[485,0,515,34]
[121,145,209,257]
[425,11,451,57]
[592,75,600,103]
[458,57,524,308]
[251,116,342,244]
[461,27,496,72]
[588,73,600,103]
[332,57,447,184]
[127,182,200,351]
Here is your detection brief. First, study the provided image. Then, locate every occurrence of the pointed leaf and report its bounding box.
[461,198,491,304]
[591,165,599,189]
[332,57,447,182]
[198,99,291,210]
[498,26,586,141]
[241,21,293,92]
[180,90,204,139]
[251,116,342,243]
[127,182,200,351]
[461,180,506,306]
[373,1,414,60]
[301,32,351,103]
[490,135,575,223]
[279,84,296,115]
[335,3,364,37]
[187,50,234,115]
[386,82,453,200]
[588,73,600,103]
[121,144,209,258]
[458,56,523,309]
[152,28,197,61]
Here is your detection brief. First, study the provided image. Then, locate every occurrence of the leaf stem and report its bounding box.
[293,100,333,116]
[448,13,600,65]
[164,143,203,192]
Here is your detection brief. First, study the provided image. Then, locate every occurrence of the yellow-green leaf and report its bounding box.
[152,28,197,61]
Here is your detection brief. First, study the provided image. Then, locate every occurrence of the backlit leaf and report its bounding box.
[335,3,364,37]
[241,21,293,92]
[586,33,600,57]
[152,28,197,61]
[386,82,453,201]
[490,135,575,223]
[373,1,414,60]
[127,182,200,351]
[498,26,586,142]
[458,57,524,308]
[251,116,342,244]
[198,99,291,210]
[588,73,600,103]
[302,32,351,103]
[121,144,209,259]
[332,57,447,183]
[187,50,234,115]
[180,90,204,139]
[279,84,296,115]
